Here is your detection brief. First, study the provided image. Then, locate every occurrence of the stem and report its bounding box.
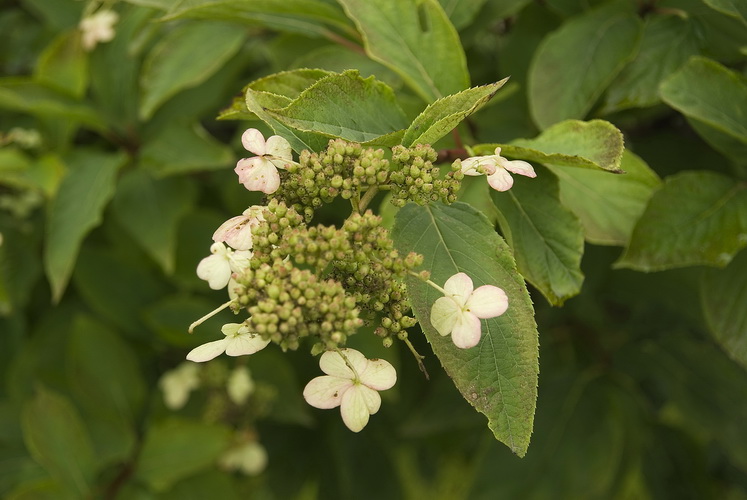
[188,300,233,334]
[407,269,447,295]
[322,29,366,55]
[403,337,429,380]
[451,128,464,149]
[335,348,361,382]
[358,186,379,212]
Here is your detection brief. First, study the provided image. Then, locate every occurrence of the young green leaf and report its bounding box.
[528,1,642,129]
[338,0,469,102]
[139,21,246,120]
[660,56,747,144]
[44,150,125,302]
[701,250,747,370]
[34,30,88,98]
[21,388,97,497]
[392,202,538,457]
[475,119,625,173]
[491,168,584,305]
[617,171,747,271]
[402,80,507,147]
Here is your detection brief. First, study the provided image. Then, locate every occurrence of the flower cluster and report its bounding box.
[79,10,119,51]
[389,144,462,207]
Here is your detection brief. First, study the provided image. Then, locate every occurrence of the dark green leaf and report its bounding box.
[617,171,747,270]
[44,150,125,302]
[139,22,246,120]
[337,0,469,102]
[528,1,642,129]
[34,31,88,98]
[402,80,507,147]
[21,388,96,496]
[702,0,747,24]
[701,249,747,369]
[392,202,538,456]
[491,168,584,305]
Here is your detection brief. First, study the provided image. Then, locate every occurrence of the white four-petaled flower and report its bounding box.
[187,323,270,362]
[196,242,252,290]
[79,10,119,51]
[430,273,509,349]
[235,129,293,194]
[303,348,396,432]
[460,147,536,192]
[212,205,265,251]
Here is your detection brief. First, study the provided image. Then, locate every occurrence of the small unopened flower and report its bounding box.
[460,147,536,192]
[196,242,252,290]
[212,206,265,251]
[227,366,255,405]
[303,349,396,432]
[79,10,119,51]
[235,129,293,194]
[219,440,268,476]
[159,362,201,410]
[430,272,509,349]
[187,323,270,362]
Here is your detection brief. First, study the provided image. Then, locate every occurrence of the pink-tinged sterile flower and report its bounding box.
[79,10,119,51]
[187,323,270,362]
[212,205,265,251]
[460,147,536,192]
[430,273,509,349]
[235,129,293,194]
[303,349,396,433]
[196,242,252,290]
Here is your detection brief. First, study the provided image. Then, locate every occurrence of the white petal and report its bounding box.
[450,313,482,349]
[303,375,352,409]
[443,272,473,304]
[227,278,241,301]
[466,285,508,319]
[196,253,231,290]
[359,358,396,391]
[500,158,536,178]
[186,338,229,362]
[265,135,292,160]
[225,332,271,356]
[235,158,280,194]
[340,384,380,432]
[460,156,497,176]
[486,167,514,192]
[319,349,367,378]
[430,296,459,336]
[227,367,255,405]
[229,250,252,273]
[241,128,266,155]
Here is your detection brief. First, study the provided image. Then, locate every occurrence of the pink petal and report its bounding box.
[459,156,497,176]
[340,384,380,432]
[235,158,280,194]
[450,313,482,349]
[241,128,266,155]
[443,272,474,304]
[466,285,508,319]
[303,375,352,409]
[186,338,229,362]
[430,296,459,336]
[319,349,368,378]
[213,215,254,250]
[486,167,514,192]
[265,135,292,161]
[500,158,536,178]
[224,332,270,356]
[359,358,396,391]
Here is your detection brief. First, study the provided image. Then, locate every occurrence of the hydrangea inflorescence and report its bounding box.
[186,129,525,433]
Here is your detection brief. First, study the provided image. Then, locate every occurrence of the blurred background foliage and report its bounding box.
[1,0,746,498]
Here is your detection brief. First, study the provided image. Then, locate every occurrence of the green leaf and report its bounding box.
[112,170,197,273]
[659,56,747,144]
[701,249,747,370]
[139,122,233,177]
[491,168,584,305]
[602,14,701,113]
[163,0,356,38]
[688,117,747,168]
[265,70,408,143]
[44,150,125,302]
[139,22,245,120]
[134,418,231,492]
[702,0,747,24]
[392,202,538,457]
[476,119,625,173]
[34,30,88,98]
[337,0,469,102]
[528,1,642,129]
[402,79,507,147]
[21,388,96,496]
[617,171,747,271]
[549,150,661,246]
